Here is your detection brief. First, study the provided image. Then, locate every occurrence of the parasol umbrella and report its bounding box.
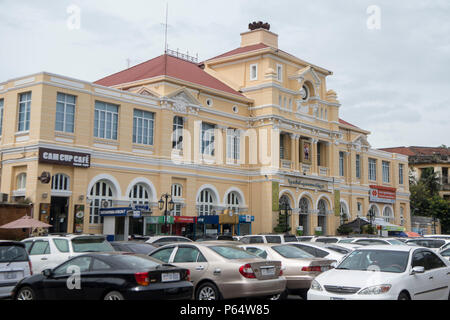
[405,231,421,238]
[0,215,52,237]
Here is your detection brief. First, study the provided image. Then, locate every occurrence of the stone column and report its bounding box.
[290,134,296,170]
[312,138,319,175]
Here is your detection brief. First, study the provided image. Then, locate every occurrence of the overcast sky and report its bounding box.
[1,0,449,149]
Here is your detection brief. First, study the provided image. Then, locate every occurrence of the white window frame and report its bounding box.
[356,154,361,179]
[172,116,184,150]
[250,64,258,81]
[133,109,154,145]
[197,189,214,216]
[94,101,119,140]
[339,152,345,177]
[18,92,32,132]
[226,192,240,214]
[382,161,390,183]
[52,174,70,191]
[226,128,240,161]
[55,93,76,133]
[89,181,114,224]
[171,184,183,198]
[369,158,377,181]
[276,64,283,82]
[383,206,394,223]
[201,122,215,156]
[16,173,27,191]
[129,183,150,205]
[399,164,404,185]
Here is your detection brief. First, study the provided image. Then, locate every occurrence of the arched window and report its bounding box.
[52,174,70,191]
[16,173,27,190]
[299,197,309,214]
[89,180,114,224]
[367,205,379,222]
[318,199,327,215]
[383,206,394,223]
[129,183,150,205]
[226,192,240,214]
[197,189,214,216]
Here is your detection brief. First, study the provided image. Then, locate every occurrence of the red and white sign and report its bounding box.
[174,216,195,224]
[369,185,396,204]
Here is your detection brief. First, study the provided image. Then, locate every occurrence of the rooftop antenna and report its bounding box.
[164,2,169,54]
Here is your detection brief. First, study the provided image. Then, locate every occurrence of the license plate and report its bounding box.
[5,272,18,280]
[162,272,180,282]
[330,297,346,300]
[261,267,275,276]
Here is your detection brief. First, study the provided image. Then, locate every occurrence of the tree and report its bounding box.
[273,212,291,233]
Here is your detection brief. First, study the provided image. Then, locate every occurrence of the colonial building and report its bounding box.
[0,23,411,239]
[380,146,450,201]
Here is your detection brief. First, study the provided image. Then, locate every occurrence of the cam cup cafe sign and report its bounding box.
[369,185,396,204]
[39,148,90,168]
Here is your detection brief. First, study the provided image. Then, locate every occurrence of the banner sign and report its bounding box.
[99,207,131,217]
[287,178,328,191]
[272,182,279,211]
[39,148,90,168]
[334,190,340,217]
[369,185,396,204]
[174,216,195,224]
[73,205,85,233]
[239,215,255,223]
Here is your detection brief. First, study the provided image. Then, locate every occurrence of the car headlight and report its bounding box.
[310,279,323,291]
[358,284,391,295]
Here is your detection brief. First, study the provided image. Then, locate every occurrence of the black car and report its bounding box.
[111,241,157,255]
[12,252,193,300]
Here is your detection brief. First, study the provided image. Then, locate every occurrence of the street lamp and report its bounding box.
[368,208,376,235]
[158,193,175,234]
[279,199,292,234]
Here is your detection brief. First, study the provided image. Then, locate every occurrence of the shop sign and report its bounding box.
[132,211,141,218]
[287,178,328,191]
[369,185,396,204]
[197,215,219,224]
[174,216,195,224]
[39,148,90,168]
[73,205,85,233]
[99,207,131,217]
[133,204,150,211]
[238,215,255,223]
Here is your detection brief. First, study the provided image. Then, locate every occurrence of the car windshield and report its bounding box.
[0,244,28,263]
[71,237,114,252]
[337,249,409,273]
[208,246,259,259]
[326,246,350,254]
[272,245,315,259]
[338,239,354,243]
[110,254,162,269]
[386,239,406,245]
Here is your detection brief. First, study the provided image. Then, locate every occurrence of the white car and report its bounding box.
[239,234,298,244]
[404,238,450,253]
[145,235,193,245]
[439,247,450,261]
[338,237,407,246]
[423,234,450,240]
[22,234,114,274]
[308,245,450,300]
[310,236,347,244]
[286,242,357,262]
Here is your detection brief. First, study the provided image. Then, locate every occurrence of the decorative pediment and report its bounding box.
[165,88,201,115]
[135,87,160,98]
[352,134,371,151]
[289,66,322,87]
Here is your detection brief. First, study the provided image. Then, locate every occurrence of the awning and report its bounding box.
[372,218,406,232]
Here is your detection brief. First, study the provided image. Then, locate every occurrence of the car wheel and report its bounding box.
[398,292,410,300]
[196,282,221,300]
[16,286,35,300]
[104,291,125,300]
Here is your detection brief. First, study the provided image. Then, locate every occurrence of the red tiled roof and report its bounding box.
[205,43,270,61]
[94,54,245,97]
[338,118,360,129]
[380,146,450,157]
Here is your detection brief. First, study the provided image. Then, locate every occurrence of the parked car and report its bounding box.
[239,243,335,299]
[145,236,193,245]
[310,236,347,244]
[439,247,450,261]
[338,237,407,246]
[240,234,298,244]
[287,242,357,262]
[12,252,193,300]
[110,241,157,255]
[308,245,450,300]
[404,238,450,252]
[296,236,315,242]
[22,234,114,274]
[0,241,32,299]
[148,242,286,300]
[423,234,450,240]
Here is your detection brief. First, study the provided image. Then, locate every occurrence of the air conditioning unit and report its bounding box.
[0,193,8,203]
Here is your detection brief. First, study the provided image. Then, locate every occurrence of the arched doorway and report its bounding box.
[298,197,311,235]
[317,199,328,235]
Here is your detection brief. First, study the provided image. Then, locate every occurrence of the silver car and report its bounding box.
[0,241,32,298]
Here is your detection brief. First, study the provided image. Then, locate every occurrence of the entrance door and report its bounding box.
[49,197,69,234]
[129,217,144,237]
[299,214,309,236]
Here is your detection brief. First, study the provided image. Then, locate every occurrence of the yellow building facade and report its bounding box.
[0,25,411,239]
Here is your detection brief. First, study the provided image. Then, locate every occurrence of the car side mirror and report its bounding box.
[42,269,53,277]
[410,266,425,275]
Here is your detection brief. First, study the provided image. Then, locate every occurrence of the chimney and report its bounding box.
[241,21,278,49]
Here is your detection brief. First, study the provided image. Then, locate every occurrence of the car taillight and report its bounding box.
[135,272,150,286]
[185,269,191,281]
[28,260,33,275]
[301,266,322,272]
[239,263,256,279]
